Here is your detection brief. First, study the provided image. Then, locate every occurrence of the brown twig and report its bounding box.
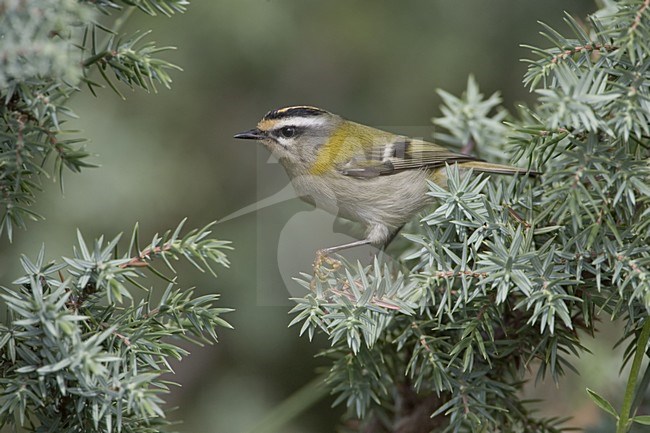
[101,323,131,347]
[630,0,650,34]
[460,137,475,156]
[435,269,487,279]
[550,42,616,64]
[120,243,173,268]
[506,206,532,229]
[539,127,569,137]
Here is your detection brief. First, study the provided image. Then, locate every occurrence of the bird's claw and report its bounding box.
[311,249,342,289]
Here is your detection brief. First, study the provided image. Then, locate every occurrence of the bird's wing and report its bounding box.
[337,137,481,178]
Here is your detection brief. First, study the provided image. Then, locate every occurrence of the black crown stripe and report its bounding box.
[263,106,327,120]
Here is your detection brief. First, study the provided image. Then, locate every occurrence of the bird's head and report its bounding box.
[234,105,346,172]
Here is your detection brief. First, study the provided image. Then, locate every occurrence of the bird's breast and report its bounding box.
[288,169,432,230]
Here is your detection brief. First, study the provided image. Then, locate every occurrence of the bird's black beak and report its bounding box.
[233,128,265,140]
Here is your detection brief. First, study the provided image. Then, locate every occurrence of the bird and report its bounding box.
[234,105,538,255]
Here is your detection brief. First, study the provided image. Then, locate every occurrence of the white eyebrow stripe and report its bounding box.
[271,116,328,129]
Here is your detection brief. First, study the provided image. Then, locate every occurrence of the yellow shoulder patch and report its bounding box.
[310,123,374,175]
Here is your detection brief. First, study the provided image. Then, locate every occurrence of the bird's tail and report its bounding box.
[460,161,541,177]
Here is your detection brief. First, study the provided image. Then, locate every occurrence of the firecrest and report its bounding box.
[234,105,538,254]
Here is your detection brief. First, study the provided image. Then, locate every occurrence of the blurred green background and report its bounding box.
[2,1,637,432]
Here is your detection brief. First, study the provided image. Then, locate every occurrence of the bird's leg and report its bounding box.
[383,224,405,249]
[312,239,372,285]
[320,239,373,256]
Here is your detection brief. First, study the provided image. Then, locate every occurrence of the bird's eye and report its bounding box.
[279,126,296,138]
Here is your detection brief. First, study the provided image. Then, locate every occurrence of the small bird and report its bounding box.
[234,105,538,255]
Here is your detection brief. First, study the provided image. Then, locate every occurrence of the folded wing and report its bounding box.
[337,137,481,178]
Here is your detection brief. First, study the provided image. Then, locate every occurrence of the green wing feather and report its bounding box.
[337,136,540,178]
[387,138,481,170]
[337,137,481,178]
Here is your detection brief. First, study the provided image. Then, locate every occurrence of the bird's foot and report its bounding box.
[311,248,341,289]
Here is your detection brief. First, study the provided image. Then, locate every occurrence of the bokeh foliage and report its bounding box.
[1,1,233,432]
[0,0,185,240]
